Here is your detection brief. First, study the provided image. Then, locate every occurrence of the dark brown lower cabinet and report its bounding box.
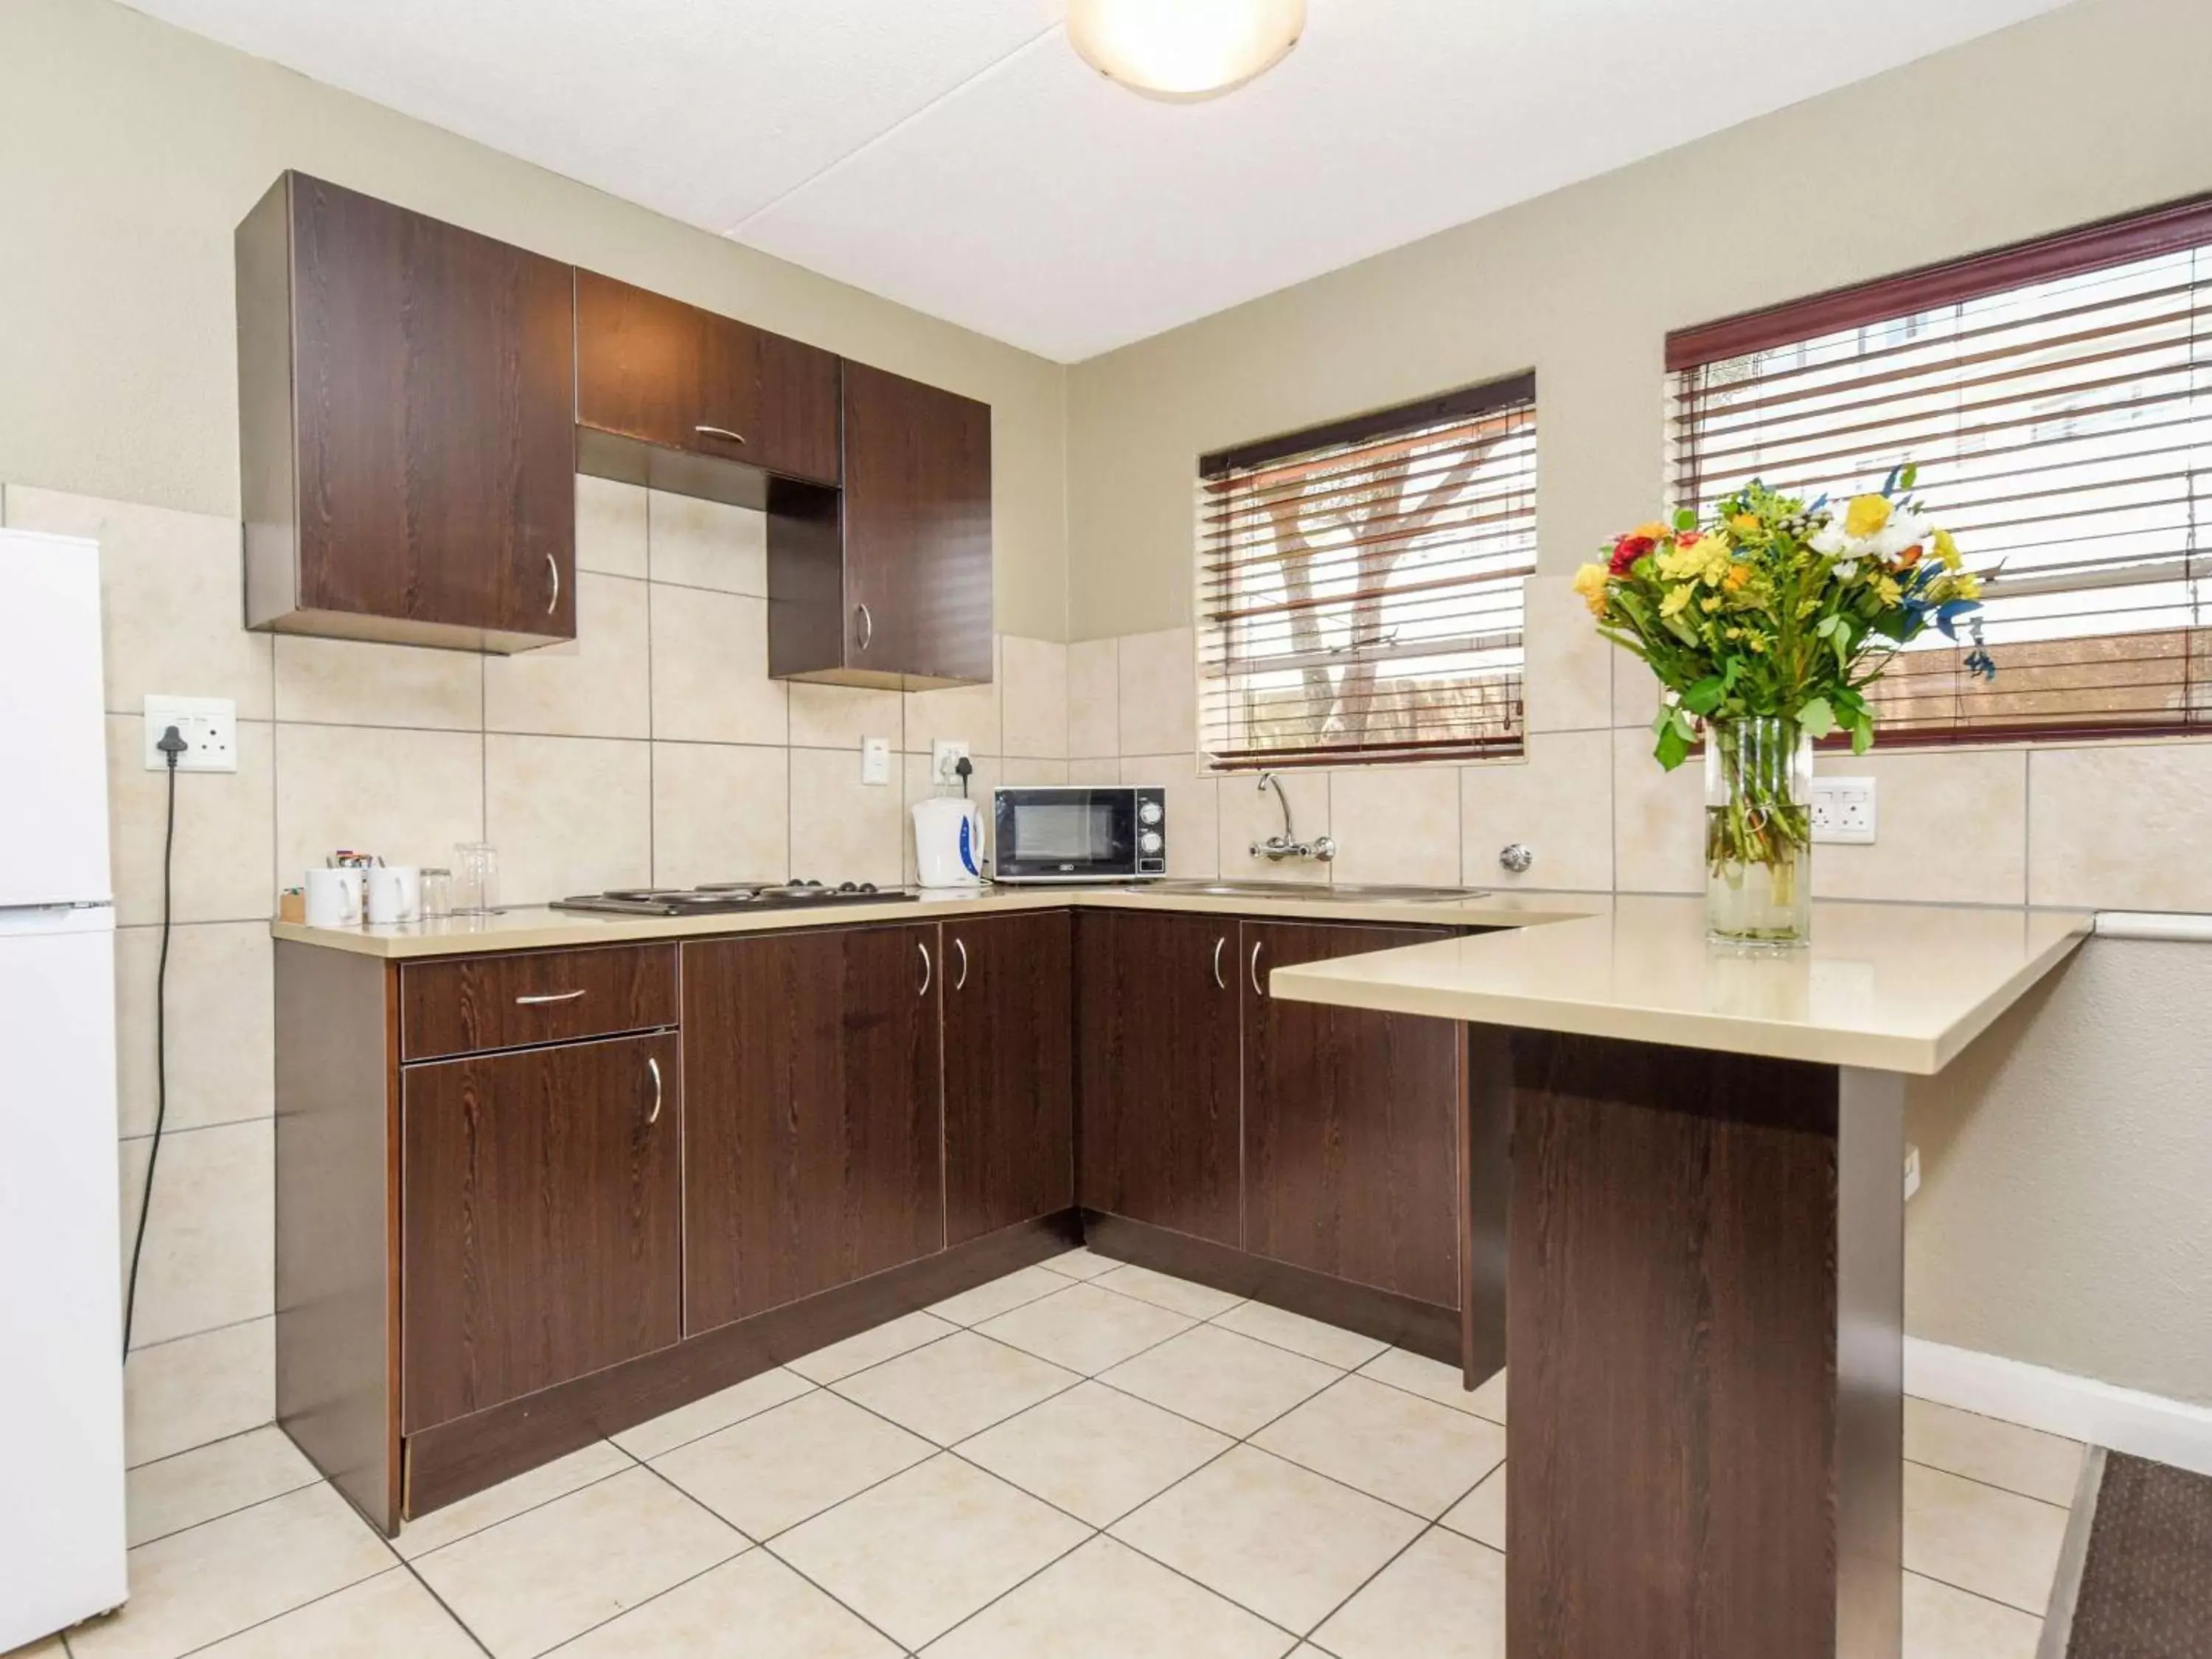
[1075,910,1243,1247]
[400,1031,682,1433]
[681,925,945,1332]
[942,911,1074,1245]
[1242,920,1463,1309]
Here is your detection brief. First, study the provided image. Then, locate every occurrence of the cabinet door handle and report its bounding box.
[646,1055,664,1125]
[545,552,560,616]
[695,424,748,446]
[515,989,586,1006]
[917,938,933,998]
[1211,936,1226,990]
[855,602,874,652]
[952,936,970,991]
[1249,939,1266,998]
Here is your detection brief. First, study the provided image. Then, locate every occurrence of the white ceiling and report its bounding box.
[128,0,2075,361]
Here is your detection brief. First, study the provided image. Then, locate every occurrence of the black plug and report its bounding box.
[954,754,974,799]
[156,724,187,768]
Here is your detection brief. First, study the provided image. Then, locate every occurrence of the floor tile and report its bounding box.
[1210,1300,1390,1371]
[610,1368,813,1460]
[1357,1349,1500,1422]
[1038,1248,1120,1281]
[394,1439,633,1559]
[557,1551,900,1658]
[1111,1447,1424,1635]
[1902,1568,2042,1659]
[1100,1325,1338,1438]
[71,1483,392,1659]
[834,1329,1079,1446]
[772,1453,1091,1651]
[411,1466,744,1658]
[1905,1399,2083,1507]
[1093,1262,1245,1320]
[957,1380,1234,1526]
[1255,1376,1506,1519]
[1311,1527,1504,1659]
[928,1264,1076,1327]
[925,1534,1292,1658]
[978,1284,1194,1376]
[1440,1463,1506,1551]
[124,1426,319,1548]
[193,1567,481,1658]
[1902,1461,2069,1616]
[651,1390,934,1540]
[1467,1367,1507,1425]
[786,1310,959,1384]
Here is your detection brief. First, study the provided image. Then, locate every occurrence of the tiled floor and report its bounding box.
[24,1247,2086,1658]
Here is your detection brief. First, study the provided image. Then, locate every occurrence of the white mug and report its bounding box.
[305,866,364,928]
[366,865,421,925]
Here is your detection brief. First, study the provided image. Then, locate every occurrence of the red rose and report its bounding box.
[1610,535,1654,576]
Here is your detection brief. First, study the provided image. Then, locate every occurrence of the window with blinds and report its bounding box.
[1196,375,1537,770]
[1670,195,2212,745]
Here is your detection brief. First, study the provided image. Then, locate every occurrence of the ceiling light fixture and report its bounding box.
[1066,0,1306,102]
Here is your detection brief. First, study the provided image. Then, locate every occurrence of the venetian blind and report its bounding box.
[1196,375,1537,769]
[1669,195,2212,744]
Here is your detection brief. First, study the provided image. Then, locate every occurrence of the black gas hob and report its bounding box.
[551,880,919,918]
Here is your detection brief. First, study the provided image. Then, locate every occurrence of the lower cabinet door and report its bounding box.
[1242,920,1463,1308]
[1075,910,1242,1246]
[401,1031,682,1432]
[942,911,1074,1246]
[682,925,945,1332]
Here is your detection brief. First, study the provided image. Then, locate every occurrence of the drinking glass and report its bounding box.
[453,842,501,914]
[420,867,454,920]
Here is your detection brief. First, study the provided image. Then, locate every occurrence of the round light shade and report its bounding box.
[1067,0,1306,102]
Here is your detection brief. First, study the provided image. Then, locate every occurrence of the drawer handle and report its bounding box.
[695,424,748,446]
[917,939,933,998]
[546,551,560,616]
[1211,936,1226,990]
[515,990,587,1006]
[953,936,970,991]
[1249,939,1265,998]
[646,1055,663,1125]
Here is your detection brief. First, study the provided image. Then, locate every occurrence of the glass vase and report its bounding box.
[1703,714,1814,946]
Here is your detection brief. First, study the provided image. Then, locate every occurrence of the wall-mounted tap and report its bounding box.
[1250,771,1336,863]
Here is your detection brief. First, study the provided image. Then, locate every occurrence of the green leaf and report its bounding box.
[1655,721,1691,771]
[1851,716,1875,756]
[1682,675,1726,716]
[1674,507,1697,532]
[1798,696,1836,738]
[1900,463,1919,491]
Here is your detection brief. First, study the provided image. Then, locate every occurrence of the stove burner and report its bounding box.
[552,880,913,918]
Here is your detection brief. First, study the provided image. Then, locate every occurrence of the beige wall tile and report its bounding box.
[484,572,651,739]
[2029,742,2212,911]
[274,636,481,731]
[123,1317,274,1467]
[485,735,653,905]
[653,742,789,888]
[114,922,272,1138]
[1329,767,1461,886]
[649,491,767,595]
[1611,650,1665,729]
[1460,731,1614,891]
[790,681,903,751]
[108,714,276,925]
[1068,639,1119,759]
[117,1118,273,1351]
[1117,629,1196,759]
[274,723,482,891]
[999,759,1069,785]
[1522,574,1614,734]
[1068,758,1120,785]
[577,476,648,579]
[6,486,272,719]
[1814,748,2026,905]
[793,747,905,886]
[907,636,1002,757]
[1002,636,1069,759]
[1611,726,1704,894]
[1124,755,1217,879]
[649,585,788,746]
[1218,768,1331,886]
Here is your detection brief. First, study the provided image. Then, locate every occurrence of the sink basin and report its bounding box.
[1138,880,1489,903]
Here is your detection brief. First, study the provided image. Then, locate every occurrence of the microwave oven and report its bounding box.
[992,785,1166,883]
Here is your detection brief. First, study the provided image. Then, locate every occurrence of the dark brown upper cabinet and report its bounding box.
[237,173,577,653]
[769,361,993,689]
[574,271,841,498]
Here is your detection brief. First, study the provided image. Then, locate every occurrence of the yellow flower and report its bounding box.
[1875,575,1904,607]
[1723,563,1753,592]
[1571,562,1611,616]
[1951,570,1983,601]
[1844,495,1892,538]
[1933,527,1961,569]
[1730,512,1761,535]
[1700,595,1723,613]
[1659,583,1695,617]
[1632,520,1671,541]
[1656,535,1733,585]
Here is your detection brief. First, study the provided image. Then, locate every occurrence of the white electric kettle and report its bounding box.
[911,796,987,889]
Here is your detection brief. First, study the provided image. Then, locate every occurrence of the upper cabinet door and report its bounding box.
[239,173,577,651]
[576,271,840,485]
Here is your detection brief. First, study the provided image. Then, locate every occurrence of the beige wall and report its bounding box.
[1063,0,2212,1406]
[0,0,1071,640]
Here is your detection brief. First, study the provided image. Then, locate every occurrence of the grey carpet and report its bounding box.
[2065,1451,2212,1658]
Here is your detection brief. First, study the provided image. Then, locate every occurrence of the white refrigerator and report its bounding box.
[0,527,128,1648]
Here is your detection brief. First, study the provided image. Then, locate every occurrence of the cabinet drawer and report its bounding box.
[401,945,677,1060]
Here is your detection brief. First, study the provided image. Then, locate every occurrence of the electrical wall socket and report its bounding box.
[1809,776,1877,844]
[931,739,972,786]
[1904,1143,1921,1201]
[144,695,237,773]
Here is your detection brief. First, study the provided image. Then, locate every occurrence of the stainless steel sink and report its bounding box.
[1138,880,1488,903]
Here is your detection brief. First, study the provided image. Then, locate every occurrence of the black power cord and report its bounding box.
[122,725,187,1361]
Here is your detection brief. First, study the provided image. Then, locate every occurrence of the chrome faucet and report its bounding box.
[1250,771,1336,864]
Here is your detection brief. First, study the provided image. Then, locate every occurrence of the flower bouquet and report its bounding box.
[1576,470,1987,944]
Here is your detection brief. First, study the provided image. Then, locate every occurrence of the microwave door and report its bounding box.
[995,789,1136,880]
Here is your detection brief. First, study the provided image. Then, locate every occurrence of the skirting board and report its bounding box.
[1907,1338,2212,1478]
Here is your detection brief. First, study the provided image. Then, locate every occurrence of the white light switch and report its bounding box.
[1809,776,1876,844]
[144,695,237,772]
[860,736,892,786]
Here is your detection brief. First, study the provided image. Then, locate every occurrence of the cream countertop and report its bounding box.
[1269,896,2090,1075]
